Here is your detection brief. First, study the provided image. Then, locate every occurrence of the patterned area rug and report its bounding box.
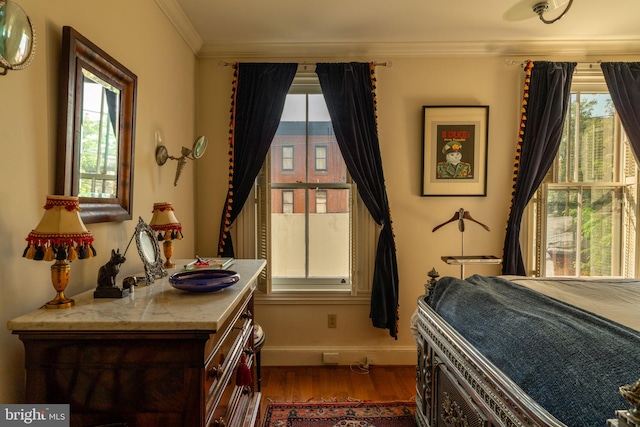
[262,400,417,427]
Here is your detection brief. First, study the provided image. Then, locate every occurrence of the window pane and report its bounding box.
[309,189,350,278]
[558,93,615,183]
[578,94,616,182]
[271,187,350,279]
[271,191,306,278]
[273,95,306,183]
[580,187,621,276]
[546,188,579,276]
[546,186,623,276]
[308,95,345,183]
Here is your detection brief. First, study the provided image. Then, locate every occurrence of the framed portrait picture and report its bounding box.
[422,105,489,196]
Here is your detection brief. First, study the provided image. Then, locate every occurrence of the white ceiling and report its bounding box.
[155,0,640,58]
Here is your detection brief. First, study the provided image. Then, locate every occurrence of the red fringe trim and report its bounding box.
[218,63,239,255]
[507,61,534,219]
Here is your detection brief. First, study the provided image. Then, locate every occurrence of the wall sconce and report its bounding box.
[155,135,208,186]
[0,0,36,75]
[23,195,96,308]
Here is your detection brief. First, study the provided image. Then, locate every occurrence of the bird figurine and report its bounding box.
[620,378,640,423]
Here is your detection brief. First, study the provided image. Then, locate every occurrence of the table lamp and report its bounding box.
[23,195,96,309]
[149,202,182,268]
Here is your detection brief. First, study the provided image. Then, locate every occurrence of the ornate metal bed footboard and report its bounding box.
[415,295,566,427]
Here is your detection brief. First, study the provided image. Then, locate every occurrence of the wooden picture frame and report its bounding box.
[422,105,489,196]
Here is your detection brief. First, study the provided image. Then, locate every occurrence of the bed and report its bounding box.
[412,274,640,427]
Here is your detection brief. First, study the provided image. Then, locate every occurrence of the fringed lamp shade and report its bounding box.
[149,202,183,241]
[149,202,182,268]
[24,196,96,261]
[23,195,96,308]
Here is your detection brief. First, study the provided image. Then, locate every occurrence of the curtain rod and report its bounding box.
[505,59,603,68]
[218,61,391,67]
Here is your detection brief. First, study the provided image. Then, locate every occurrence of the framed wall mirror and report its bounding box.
[56,26,137,223]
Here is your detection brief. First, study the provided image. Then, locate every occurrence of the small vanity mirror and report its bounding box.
[134,217,166,283]
[56,26,137,223]
[0,0,36,75]
[192,135,208,159]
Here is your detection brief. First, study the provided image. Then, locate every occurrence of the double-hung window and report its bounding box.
[249,69,376,295]
[531,66,639,277]
[265,91,352,291]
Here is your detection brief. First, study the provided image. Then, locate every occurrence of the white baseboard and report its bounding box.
[260,345,417,366]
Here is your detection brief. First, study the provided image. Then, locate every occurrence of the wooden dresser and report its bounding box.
[7,259,265,427]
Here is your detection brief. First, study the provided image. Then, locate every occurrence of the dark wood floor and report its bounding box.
[258,365,417,419]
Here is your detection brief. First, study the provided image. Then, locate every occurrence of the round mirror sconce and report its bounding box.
[0,0,36,75]
[155,135,208,186]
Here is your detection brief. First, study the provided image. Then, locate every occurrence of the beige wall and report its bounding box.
[194,55,638,366]
[194,56,522,365]
[0,0,197,403]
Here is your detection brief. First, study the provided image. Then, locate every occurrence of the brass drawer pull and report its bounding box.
[213,417,226,427]
[207,364,223,380]
[241,310,253,320]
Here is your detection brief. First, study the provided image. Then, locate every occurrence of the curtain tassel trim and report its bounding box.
[218,63,239,255]
[506,61,533,221]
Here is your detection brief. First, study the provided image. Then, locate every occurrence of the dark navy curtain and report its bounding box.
[601,62,640,161]
[316,62,400,338]
[502,61,576,275]
[104,87,118,136]
[217,63,297,257]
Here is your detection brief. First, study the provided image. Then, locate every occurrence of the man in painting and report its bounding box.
[437,142,472,179]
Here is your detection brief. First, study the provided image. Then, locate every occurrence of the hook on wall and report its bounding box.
[156,135,208,186]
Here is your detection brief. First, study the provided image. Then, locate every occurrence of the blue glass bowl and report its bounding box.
[169,270,240,293]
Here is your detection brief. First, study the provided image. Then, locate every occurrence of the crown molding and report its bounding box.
[153,1,640,60]
[197,39,640,59]
[155,0,202,54]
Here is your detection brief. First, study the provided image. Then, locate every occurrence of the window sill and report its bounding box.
[254,289,371,305]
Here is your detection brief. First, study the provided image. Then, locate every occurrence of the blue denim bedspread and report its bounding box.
[427,274,640,427]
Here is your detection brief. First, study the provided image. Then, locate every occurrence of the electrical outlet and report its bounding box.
[328,314,337,328]
[323,352,339,364]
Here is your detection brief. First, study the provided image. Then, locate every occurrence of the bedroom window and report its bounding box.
[246,69,376,296]
[533,68,639,277]
[230,68,377,297]
[264,92,352,291]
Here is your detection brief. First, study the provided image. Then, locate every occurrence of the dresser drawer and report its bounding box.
[204,289,257,426]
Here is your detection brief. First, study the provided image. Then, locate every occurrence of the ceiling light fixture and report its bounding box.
[503,0,574,23]
[533,0,573,24]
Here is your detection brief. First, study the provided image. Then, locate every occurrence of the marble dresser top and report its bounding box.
[7,259,265,333]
